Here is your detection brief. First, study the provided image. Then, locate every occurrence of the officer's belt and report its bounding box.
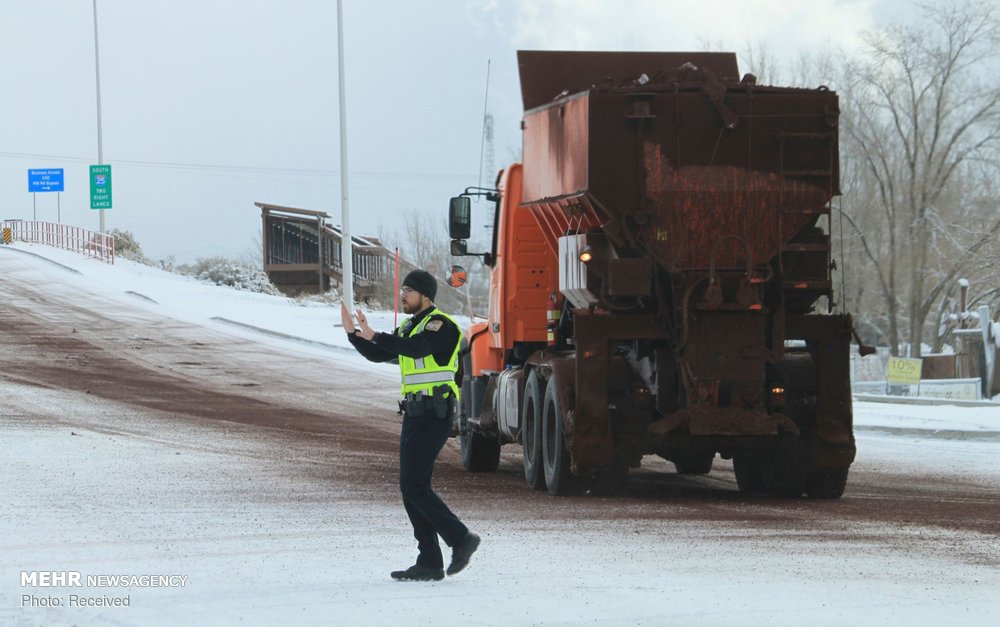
[403,388,449,401]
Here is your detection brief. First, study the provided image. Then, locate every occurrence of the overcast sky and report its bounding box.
[1,0,913,262]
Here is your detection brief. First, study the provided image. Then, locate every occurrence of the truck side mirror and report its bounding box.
[449,196,472,240]
[450,239,468,255]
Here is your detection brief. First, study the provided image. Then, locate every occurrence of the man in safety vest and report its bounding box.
[341,269,480,582]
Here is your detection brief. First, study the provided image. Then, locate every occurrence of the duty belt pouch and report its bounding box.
[404,395,425,419]
[431,386,450,420]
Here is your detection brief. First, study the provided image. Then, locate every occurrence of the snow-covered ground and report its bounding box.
[0,243,403,359]
[3,242,1000,626]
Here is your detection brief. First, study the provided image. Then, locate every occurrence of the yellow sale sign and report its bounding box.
[887,357,922,385]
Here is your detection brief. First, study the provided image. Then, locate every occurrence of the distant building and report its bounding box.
[255,201,467,312]
[256,202,389,299]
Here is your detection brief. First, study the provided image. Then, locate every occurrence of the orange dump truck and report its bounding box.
[446,51,855,497]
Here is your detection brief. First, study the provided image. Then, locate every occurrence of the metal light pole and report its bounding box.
[337,0,354,306]
[93,0,106,233]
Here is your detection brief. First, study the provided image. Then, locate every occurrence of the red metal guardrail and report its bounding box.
[1,220,115,264]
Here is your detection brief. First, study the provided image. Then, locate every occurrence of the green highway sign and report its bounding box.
[89,164,112,209]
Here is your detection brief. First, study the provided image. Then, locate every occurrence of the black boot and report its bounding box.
[390,565,445,582]
[446,532,481,576]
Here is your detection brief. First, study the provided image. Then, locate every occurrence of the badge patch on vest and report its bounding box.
[425,319,444,332]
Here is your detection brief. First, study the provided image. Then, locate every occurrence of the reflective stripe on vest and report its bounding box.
[403,371,456,386]
[396,307,461,399]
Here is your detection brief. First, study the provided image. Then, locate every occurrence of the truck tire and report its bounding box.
[459,418,501,472]
[521,370,545,490]
[805,468,848,499]
[541,374,575,496]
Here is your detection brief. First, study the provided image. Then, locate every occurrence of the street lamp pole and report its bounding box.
[93,0,106,233]
[337,0,353,306]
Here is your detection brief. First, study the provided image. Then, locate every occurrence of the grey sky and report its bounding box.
[2,0,903,261]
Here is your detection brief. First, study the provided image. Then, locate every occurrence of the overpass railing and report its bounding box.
[1,220,115,264]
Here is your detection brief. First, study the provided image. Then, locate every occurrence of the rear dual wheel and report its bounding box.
[805,468,848,499]
[541,371,575,496]
[521,370,545,490]
[459,413,500,473]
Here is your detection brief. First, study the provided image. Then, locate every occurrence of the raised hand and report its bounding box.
[355,308,376,340]
[341,302,356,333]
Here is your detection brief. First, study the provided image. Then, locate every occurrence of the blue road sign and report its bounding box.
[28,169,65,193]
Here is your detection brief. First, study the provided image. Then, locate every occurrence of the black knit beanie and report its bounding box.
[402,269,437,301]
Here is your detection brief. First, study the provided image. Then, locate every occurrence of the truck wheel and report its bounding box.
[541,374,575,496]
[459,418,501,472]
[521,370,545,490]
[805,468,848,499]
[763,435,807,498]
[733,450,766,493]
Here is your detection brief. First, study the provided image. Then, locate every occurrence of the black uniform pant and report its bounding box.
[399,406,468,569]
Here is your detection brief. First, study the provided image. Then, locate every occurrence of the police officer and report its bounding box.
[341,269,480,582]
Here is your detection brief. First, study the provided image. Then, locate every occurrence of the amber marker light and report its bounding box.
[770,386,786,407]
[579,246,593,263]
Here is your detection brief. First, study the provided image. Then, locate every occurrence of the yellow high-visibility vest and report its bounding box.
[397,308,461,399]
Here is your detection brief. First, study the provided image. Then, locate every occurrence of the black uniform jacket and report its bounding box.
[347,306,460,367]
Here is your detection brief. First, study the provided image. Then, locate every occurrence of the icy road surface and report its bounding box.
[1,244,999,626]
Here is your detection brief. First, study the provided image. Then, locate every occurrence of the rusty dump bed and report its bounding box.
[517,50,840,272]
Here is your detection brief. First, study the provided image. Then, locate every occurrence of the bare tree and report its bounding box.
[838,0,1000,355]
[376,209,448,274]
[377,208,492,316]
[739,41,782,84]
